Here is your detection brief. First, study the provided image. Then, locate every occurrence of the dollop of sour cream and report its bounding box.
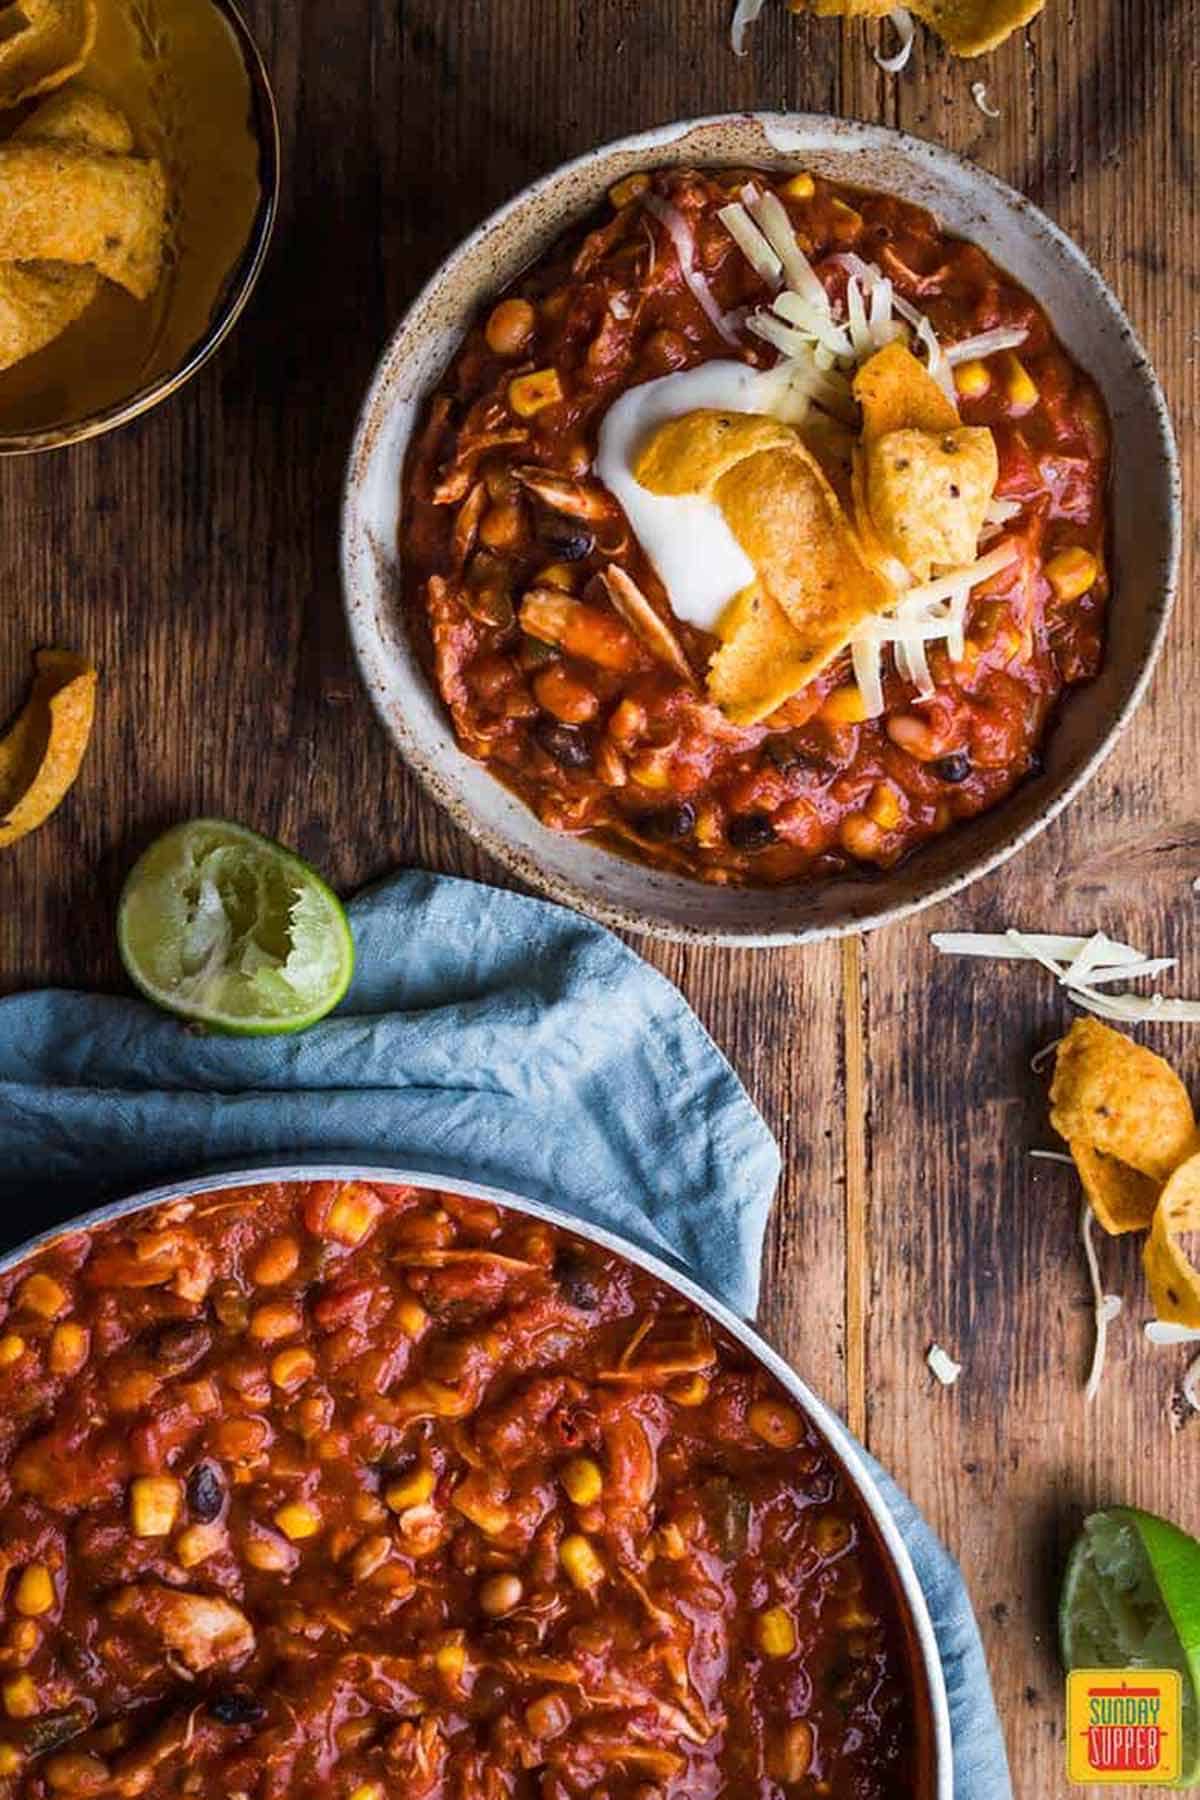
[594,361,802,632]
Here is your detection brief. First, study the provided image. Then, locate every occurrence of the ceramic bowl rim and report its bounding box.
[341,110,1180,948]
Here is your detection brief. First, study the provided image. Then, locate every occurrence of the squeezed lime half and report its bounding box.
[118,819,354,1035]
[1061,1506,1200,1787]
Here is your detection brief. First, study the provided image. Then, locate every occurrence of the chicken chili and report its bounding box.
[0,1181,918,1798]
[402,164,1109,885]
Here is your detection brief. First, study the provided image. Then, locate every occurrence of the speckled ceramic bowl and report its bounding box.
[341,113,1179,947]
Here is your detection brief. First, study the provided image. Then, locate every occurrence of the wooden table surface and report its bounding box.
[2,1,1197,1791]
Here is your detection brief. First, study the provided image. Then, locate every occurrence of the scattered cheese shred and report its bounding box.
[926,1343,962,1386]
[717,201,783,286]
[931,926,1200,1025]
[730,0,769,53]
[1144,1321,1200,1347]
[971,81,1002,119]
[1029,1148,1074,1165]
[644,194,741,347]
[1081,1202,1123,1405]
[945,326,1028,365]
[875,7,916,72]
[1183,1354,1200,1415]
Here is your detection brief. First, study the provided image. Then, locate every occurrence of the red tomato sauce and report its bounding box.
[402,166,1109,885]
[0,1182,918,1796]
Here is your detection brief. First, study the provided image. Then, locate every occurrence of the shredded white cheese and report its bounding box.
[1145,1321,1200,1346]
[1029,1148,1075,1164]
[717,201,783,286]
[931,927,1200,1025]
[730,0,769,53]
[971,81,1002,119]
[945,326,1029,365]
[875,7,916,72]
[1081,1203,1123,1405]
[926,1343,962,1386]
[1183,1354,1200,1414]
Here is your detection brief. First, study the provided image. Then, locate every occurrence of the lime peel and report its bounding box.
[1061,1507,1200,1787]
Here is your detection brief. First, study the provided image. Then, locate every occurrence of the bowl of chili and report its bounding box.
[342,113,1178,944]
[0,1162,952,1797]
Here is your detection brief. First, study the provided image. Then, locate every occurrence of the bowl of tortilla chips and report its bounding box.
[342,111,1179,946]
[0,0,278,454]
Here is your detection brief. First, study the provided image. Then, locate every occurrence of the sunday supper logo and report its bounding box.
[1067,1671,1182,1785]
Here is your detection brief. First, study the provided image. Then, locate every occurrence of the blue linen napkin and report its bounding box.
[0,867,1009,1798]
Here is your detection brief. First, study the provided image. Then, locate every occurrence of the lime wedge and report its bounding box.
[1061,1506,1200,1786]
[118,819,354,1035]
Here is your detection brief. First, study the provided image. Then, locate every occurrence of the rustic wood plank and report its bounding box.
[1,3,1195,1795]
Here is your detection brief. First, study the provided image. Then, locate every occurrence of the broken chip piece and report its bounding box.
[1050,1017,1197,1188]
[1144,1152,1200,1329]
[0,648,97,848]
[0,0,97,112]
[787,0,1045,56]
[854,342,959,443]
[1068,1140,1162,1237]
[863,425,999,580]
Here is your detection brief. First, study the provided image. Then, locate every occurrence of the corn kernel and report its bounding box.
[2,1677,37,1719]
[669,1374,710,1406]
[326,1184,382,1247]
[17,1274,68,1320]
[608,172,650,209]
[0,1335,25,1368]
[559,1533,605,1592]
[782,171,815,199]
[820,683,869,726]
[508,369,564,419]
[396,1299,428,1336]
[757,1605,797,1657]
[434,1640,467,1681]
[130,1477,180,1538]
[7,1622,37,1661]
[270,1347,316,1391]
[953,358,991,400]
[348,1786,384,1800]
[0,1744,21,1775]
[813,1513,852,1556]
[560,1456,603,1507]
[1045,546,1099,602]
[628,752,672,789]
[452,1477,511,1537]
[1002,352,1038,411]
[274,1502,321,1541]
[13,1566,53,1618]
[385,1466,436,1510]
[535,563,576,592]
[865,782,902,832]
[749,1398,803,1449]
[174,1523,225,1569]
[48,1323,89,1377]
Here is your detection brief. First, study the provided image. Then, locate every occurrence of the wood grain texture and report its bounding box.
[1,1,1197,1792]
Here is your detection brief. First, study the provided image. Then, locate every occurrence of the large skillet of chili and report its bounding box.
[402,164,1109,888]
[0,1177,929,1798]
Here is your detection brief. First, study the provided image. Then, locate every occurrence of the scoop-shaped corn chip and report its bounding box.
[864,425,998,579]
[0,0,97,111]
[1069,1140,1161,1237]
[16,83,135,152]
[1051,1018,1197,1186]
[633,410,798,496]
[0,86,136,372]
[0,649,96,847]
[1144,1152,1200,1328]
[0,142,166,299]
[0,259,96,372]
[854,342,959,443]
[790,0,1044,55]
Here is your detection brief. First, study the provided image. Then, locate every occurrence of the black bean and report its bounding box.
[554,1250,600,1311]
[763,737,831,777]
[533,719,592,770]
[187,1461,226,1523]
[540,523,595,562]
[932,752,971,783]
[150,1321,212,1372]
[727,812,778,851]
[633,801,695,843]
[208,1690,267,1727]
